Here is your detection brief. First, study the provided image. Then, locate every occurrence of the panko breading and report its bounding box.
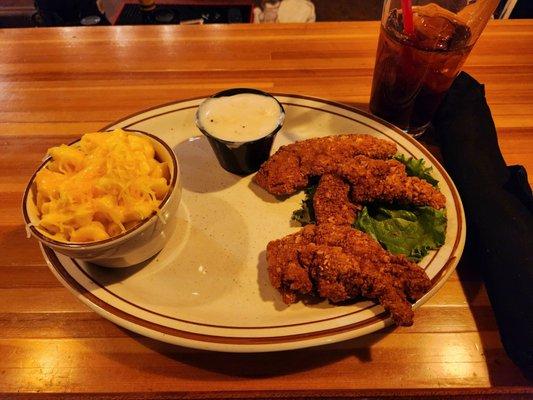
[266,224,432,326]
[254,134,397,196]
[313,174,360,225]
[333,156,446,209]
[254,135,445,209]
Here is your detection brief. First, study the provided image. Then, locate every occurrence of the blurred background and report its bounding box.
[0,0,531,27]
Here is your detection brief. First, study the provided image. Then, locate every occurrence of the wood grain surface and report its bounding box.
[0,20,532,398]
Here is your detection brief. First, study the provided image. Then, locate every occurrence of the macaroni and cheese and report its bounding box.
[34,129,170,242]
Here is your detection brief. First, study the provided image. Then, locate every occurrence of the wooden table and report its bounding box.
[1,20,532,399]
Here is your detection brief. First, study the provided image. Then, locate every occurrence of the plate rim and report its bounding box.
[41,93,466,352]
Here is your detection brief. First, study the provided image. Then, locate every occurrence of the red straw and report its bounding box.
[401,0,415,36]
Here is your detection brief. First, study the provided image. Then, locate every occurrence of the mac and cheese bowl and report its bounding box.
[22,129,181,268]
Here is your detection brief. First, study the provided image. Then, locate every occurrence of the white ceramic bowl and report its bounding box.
[22,129,182,268]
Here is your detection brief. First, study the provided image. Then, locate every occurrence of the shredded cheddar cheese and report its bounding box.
[34,129,170,242]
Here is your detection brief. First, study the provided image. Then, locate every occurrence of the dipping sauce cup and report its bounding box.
[196,88,285,175]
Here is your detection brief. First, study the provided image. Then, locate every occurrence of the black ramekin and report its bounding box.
[195,88,285,176]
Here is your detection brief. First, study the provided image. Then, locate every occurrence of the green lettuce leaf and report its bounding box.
[395,154,439,186]
[354,205,447,261]
[291,183,318,225]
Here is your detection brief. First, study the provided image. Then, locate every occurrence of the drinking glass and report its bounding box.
[369,0,499,137]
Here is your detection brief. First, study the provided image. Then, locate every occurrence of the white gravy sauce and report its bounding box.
[198,93,282,142]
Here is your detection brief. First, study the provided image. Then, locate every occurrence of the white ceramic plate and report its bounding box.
[41,94,466,353]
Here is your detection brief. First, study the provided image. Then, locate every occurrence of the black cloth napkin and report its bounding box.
[432,72,533,370]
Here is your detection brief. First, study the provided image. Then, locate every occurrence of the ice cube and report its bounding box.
[414,13,458,51]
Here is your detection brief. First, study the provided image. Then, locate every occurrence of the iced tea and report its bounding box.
[369,4,473,135]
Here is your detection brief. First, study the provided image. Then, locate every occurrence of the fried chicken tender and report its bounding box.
[266,224,432,326]
[332,156,446,209]
[257,151,445,208]
[254,134,397,196]
[254,135,445,209]
[313,174,360,225]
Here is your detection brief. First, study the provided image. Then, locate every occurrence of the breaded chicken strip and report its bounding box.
[254,136,445,209]
[266,226,313,305]
[258,151,445,209]
[332,156,446,209]
[254,134,397,196]
[266,224,431,326]
[313,174,360,225]
[310,224,432,303]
